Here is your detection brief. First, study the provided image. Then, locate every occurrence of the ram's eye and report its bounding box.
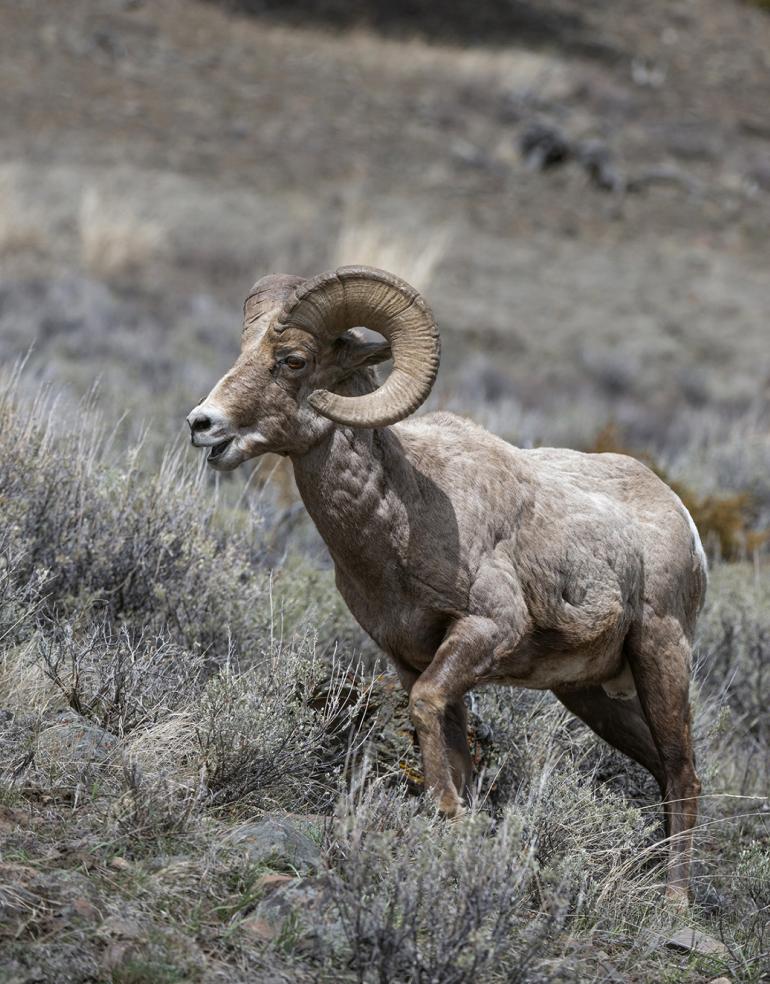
[283,355,306,371]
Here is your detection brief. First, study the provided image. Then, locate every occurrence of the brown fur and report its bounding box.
[188,278,707,900]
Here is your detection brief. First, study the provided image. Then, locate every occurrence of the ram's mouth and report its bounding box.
[208,438,233,461]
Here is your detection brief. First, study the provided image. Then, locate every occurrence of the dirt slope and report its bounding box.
[0,0,768,451]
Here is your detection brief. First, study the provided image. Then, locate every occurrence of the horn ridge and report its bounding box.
[278,265,440,428]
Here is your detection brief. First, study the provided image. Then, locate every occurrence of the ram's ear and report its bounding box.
[334,332,392,371]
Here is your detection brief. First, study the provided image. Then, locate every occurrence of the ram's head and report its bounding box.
[187,266,440,469]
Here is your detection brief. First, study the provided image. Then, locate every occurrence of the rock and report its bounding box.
[0,958,28,984]
[520,122,572,170]
[248,878,345,958]
[626,165,702,195]
[99,927,204,981]
[101,941,136,973]
[0,804,28,833]
[239,914,279,942]
[0,863,40,936]
[97,913,145,941]
[0,864,103,938]
[663,123,719,162]
[257,873,295,892]
[68,896,101,922]
[35,712,118,771]
[665,928,728,957]
[577,140,624,192]
[3,942,101,983]
[451,139,495,171]
[746,162,770,192]
[227,817,321,874]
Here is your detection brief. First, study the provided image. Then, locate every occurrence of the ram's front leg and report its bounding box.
[408,616,498,817]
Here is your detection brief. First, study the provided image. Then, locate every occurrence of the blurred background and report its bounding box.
[1,0,769,542]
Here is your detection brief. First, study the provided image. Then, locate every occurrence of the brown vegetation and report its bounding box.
[588,423,769,560]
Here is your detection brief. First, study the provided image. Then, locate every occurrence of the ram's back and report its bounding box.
[397,414,707,639]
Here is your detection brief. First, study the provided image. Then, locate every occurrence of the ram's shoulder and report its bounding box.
[410,412,524,449]
[399,411,491,438]
[392,414,523,488]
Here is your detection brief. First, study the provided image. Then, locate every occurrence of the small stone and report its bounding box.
[257,873,295,892]
[249,879,347,958]
[746,163,770,192]
[666,928,728,957]
[520,122,572,170]
[109,856,131,871]
[239,915,278,942]
[70,896,101,922]
[101,941,135,972]
[0,866,103,936]
[97,914,145,941]
[0,804,27,831]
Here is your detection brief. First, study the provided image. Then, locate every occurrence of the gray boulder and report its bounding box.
[35,710,118,772]
[226,816,321,875]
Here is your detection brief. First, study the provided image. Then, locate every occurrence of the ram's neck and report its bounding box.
[291,422,413,583]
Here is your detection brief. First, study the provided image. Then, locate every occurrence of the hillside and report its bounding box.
[0,1,769,981]
[1,0,769,456]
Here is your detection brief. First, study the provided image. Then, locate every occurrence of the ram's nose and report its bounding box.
[186,405,232,446]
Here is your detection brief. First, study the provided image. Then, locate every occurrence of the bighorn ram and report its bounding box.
[187,266,706,899]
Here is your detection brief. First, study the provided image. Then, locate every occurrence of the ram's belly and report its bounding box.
[491,640,627,690]
[489,591,633,690]
[336,549,638,689]
[382,617,454,672]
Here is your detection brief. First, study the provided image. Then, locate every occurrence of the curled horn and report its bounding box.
[276,265,440,428]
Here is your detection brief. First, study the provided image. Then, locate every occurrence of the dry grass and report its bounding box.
[0,377,767,983]
[199,14,574,101]
[0,172,46,256]
[1,1,768,978]
[333,211,453,294]
[79,187,168,278]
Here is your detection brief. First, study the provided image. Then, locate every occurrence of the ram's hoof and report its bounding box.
[437,793,466,820]
[664,885,690,912]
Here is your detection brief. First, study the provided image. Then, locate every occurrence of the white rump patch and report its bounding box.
[601,661,637,700]
[673,493,708,576]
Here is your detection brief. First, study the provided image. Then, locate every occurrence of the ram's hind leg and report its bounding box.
[553,686,677,861]
[552,686,664,788]
[627,617,701,902]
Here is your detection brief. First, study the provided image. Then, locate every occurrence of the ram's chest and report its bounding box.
[333,567,455,672]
